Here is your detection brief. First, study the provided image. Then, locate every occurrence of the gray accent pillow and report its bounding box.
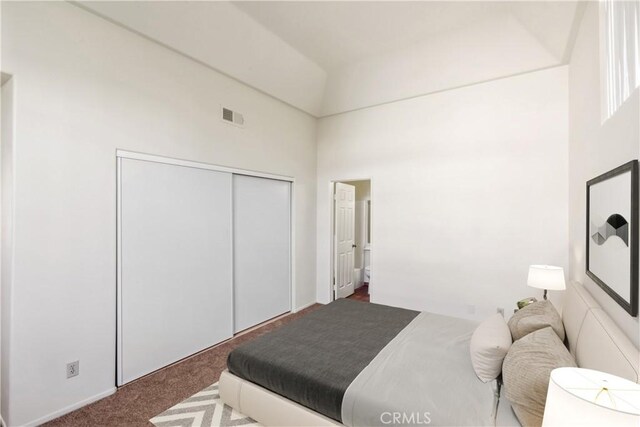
[470,313,512,382]
[502,327,576,427]
[507,300,565,341]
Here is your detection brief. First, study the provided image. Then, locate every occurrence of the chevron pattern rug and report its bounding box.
[150,383,261,427]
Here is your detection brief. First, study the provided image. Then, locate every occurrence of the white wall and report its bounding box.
[78,1,327,116]
[568,3,640,346]
[317,66,569,320]
[0,2,317,426]
[321,11,560,116]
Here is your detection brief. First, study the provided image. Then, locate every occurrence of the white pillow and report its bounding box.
[470,313,513,382]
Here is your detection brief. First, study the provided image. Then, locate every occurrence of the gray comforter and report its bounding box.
[227,299,419,421]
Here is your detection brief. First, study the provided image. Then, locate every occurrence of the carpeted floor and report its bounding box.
[44,304,321,427]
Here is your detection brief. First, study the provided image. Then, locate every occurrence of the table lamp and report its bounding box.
[527,265,566,300]
[543,367,640,426]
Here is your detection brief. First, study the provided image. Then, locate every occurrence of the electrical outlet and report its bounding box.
[67,361,79,379]
[497,307,505,317]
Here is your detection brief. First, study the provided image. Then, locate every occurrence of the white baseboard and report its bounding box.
[19,387,116,427]
[293,300,317,313]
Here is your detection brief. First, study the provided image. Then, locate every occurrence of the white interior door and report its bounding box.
[118,158,233,385]
[233,174,291,333]
[334,182,355,299]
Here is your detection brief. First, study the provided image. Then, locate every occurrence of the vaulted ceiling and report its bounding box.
[78,1,584,117]
[235,2,515,70]
[235,1,579,70]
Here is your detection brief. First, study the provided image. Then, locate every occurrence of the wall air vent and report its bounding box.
[221,107,245,128]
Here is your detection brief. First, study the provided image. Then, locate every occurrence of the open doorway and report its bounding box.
[331,179,371,302]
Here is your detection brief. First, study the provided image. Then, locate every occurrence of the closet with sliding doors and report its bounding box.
[116,151,292,385]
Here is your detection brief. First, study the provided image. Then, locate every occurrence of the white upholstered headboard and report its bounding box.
[562,281,639,382]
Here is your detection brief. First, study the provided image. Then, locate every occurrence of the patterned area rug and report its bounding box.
[150,383,261,427]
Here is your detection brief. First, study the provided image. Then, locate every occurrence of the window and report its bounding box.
[600,0,640,121]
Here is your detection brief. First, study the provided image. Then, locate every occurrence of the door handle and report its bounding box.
[352,244,357,248]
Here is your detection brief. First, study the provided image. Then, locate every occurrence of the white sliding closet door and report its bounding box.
[233,175,291,332]
[119,158,233,385]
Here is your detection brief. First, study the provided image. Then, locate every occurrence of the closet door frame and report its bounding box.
[116,150,295,386]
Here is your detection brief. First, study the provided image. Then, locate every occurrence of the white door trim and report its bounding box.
[116,150,295,183]
[116,156,123,385]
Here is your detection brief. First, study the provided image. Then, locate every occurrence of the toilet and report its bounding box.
[363,245,371,283]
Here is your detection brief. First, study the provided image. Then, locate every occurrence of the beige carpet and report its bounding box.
[150,382,260,427]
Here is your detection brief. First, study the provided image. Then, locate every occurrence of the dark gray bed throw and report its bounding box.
[227,299,419,422]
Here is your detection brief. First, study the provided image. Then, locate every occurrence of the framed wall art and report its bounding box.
[586,160,638,317]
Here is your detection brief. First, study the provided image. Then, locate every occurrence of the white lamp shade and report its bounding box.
[527,265,566,291]
[543,368,640,427]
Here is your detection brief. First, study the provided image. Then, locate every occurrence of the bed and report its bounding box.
[220,282,639,426]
